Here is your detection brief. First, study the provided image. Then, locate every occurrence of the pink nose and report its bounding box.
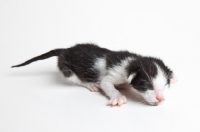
[156,96,164,102]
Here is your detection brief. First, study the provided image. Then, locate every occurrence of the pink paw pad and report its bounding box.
[108,95,127,106]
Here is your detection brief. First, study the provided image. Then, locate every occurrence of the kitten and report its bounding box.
[12,44,177,106]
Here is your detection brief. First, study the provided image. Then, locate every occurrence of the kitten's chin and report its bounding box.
[147,102,160,106]
[138,91,161,106]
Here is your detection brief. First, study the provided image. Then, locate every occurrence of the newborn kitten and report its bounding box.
[12,44,177,106]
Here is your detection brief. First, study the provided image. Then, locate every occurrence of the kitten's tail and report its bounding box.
[11,49,63,68]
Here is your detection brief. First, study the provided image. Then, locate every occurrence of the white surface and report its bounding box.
[1,0,200,132]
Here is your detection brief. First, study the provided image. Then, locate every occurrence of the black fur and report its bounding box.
[57,44,111,82]
[106,51,141,68]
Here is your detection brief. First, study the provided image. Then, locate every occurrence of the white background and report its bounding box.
[1,0,200,132]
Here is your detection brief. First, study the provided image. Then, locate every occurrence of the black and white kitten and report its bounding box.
[12,44,177,106]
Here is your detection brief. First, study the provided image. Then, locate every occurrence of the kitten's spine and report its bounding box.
[11,49,63,68]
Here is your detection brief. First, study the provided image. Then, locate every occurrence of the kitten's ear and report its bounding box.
[170,73,178,84]
[170,77,178,84]
[127,73,136,84]
[127,60,139,84]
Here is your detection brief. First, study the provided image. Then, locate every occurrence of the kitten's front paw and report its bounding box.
[108,95,127,106]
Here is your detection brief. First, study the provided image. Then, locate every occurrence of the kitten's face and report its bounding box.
[128,58,173,106]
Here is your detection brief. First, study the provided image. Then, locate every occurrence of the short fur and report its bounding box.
[12,43,176,106]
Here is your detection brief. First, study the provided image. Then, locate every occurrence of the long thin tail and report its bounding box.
[11,49,63,68]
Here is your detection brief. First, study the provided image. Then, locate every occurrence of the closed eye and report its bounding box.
[164,83,170,88]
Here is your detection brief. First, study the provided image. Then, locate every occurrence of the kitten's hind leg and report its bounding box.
[87,82,101,92]
[65,74,100,92]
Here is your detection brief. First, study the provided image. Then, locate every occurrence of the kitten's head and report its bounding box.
[127,57,176,106]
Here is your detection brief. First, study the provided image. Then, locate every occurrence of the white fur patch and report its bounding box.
[152,64,167,91]
[106,57,135,85]
[100,57,135,103]
[66,74,83,85]
[127,73,136,84]
[94,58,106,80]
